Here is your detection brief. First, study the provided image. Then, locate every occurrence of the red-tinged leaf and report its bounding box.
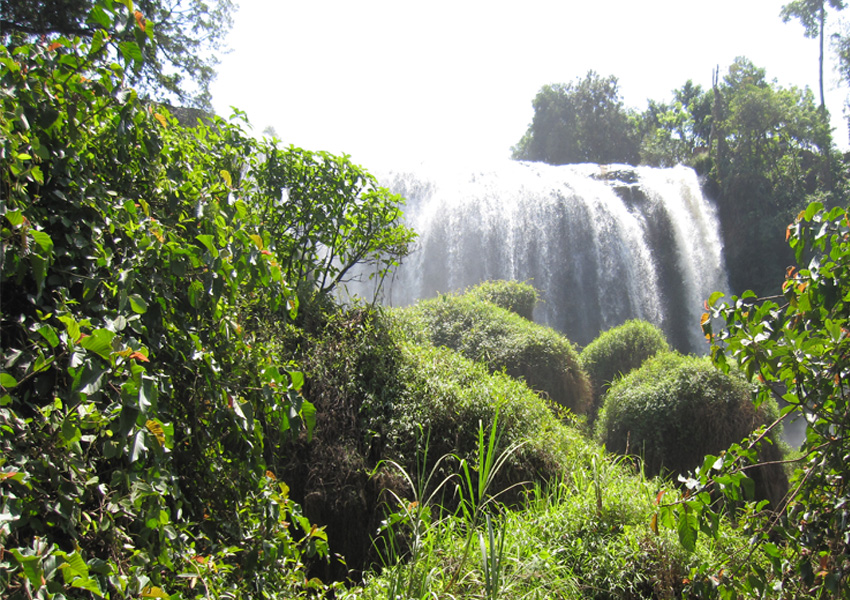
[129,351,149,362]
[134,10,146,31]
[48,42,62,51]
[0,471,19,480]
[265,470,276,480]
[655,490,666,505]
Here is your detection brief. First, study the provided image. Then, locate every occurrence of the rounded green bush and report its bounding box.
[579,319,670,419]
[466,280,540,320]
[595,352,787,504]
[394,291,592,415]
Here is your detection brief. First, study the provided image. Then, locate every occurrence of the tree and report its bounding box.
[0,0,235,108]
[512,71,640,165]
[659,202,850,597]
[638,80,713,167]
[706,57,836,297]
[0,4,413,595]
[780,0,845,111]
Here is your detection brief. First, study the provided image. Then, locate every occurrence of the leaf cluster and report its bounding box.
[0,6,413,596]
[394,286,592,415]
[661,202,850,597]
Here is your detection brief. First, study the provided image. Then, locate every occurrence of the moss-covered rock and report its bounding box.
[579,319,670,420]
[465,279,539,320]
[394,291,592,415]
[595,352,787,505]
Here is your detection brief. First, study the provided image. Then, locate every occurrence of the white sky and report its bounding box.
[212,1,850,168]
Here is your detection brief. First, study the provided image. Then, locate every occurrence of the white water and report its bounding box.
[346,160,728,353]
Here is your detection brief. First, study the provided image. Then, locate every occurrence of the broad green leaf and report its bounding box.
[129,430,147,463]
[80,329,116,360]
[5,210,23,227]
[88,5,112,28]
[196,234,217,257]
[0,372,17,389]
[9,549,44,590]
[677,510,698,552]
[36,324,60,348]
[301,400,316,442]
[30,229,53,253]
[128,294,148,314]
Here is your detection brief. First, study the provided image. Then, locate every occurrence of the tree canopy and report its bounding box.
[0,3,413,595]
[511,71,640,165]
[0,0,235,108]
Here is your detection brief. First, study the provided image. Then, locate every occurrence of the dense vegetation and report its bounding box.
[0,0,235,108]
[394,283,593,415]
[4,2,850,599]
[579,319,670,420]
[0,6,413,596]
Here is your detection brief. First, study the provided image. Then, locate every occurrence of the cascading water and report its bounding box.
[348,160,728,354]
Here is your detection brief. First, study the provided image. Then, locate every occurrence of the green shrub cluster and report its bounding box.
[395,291,592,415]
[465,280,539,320]
[0,12,413,597]
[595,352,787,504]
[579,319,670,419]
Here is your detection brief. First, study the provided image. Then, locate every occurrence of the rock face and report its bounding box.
[349,161,728,353]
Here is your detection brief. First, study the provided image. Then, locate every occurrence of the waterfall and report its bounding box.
[348,160,728,353]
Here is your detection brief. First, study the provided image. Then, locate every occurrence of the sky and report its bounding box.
[211,1,850,169]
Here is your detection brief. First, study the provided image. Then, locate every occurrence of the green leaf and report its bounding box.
[30,229,53,254]
[9,548,44,590]
[5,210,23,227]
[128,294,148,314]
[301,399,316,442]
[88,5,112,28]
[36,324,60,348]
[80,329,116,360]
[0,372,17,389]
[677,509,698,552]
[129,430,147,463]
[196,234,218,257]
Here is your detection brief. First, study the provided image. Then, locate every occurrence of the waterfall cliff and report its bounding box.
[350,161,728,353]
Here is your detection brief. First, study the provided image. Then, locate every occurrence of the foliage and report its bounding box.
[394,290,592,415]
[665,202,850,597]
[0,0,235,109]
[637,80,713,168]
[250,145,416,299]
[512,71,641,166]
[346,438,736,600]
[596,353,788,505]
[465,279,539,321]
[0,8,412,596]
[579,319,670,420]
[707,57,839,296]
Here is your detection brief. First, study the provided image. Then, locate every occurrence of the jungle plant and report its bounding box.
[465,280,539,321]
[394,291,592,414]
[579,319,670,420]
[660,202,850,597]
[0,2,412,596]
[596,352,788,506]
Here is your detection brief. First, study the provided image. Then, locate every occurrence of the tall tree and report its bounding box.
[0,0,235,108]
[512,71,640,165]
[780,0,846,110]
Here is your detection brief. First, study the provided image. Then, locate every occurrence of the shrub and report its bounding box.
[465,280,539,320]
[595,352,787,505]
[395,292,592,415]
[579,319,670,419]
